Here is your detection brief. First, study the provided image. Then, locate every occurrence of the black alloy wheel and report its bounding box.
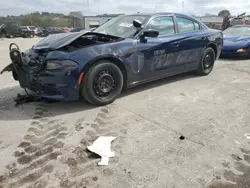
[81,61,123,106]
[203,54,213,73]
[196,47,215,76]
[93,70,117,99]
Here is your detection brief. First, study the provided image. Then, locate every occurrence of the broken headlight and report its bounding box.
[46,60,78,71]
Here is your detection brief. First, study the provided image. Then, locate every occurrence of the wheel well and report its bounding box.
[207,43,218,58]
[84,57,128,89]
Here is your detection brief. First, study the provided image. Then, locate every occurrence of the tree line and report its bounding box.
[0,10,249,28]
[0,11,83,28]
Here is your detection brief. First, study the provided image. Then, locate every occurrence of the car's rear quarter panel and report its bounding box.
[205,29,223,59]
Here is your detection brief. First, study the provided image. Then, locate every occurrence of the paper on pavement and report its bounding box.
[87,136,116,166]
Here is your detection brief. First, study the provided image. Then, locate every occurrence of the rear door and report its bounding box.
[12,24,22,36]
[172,16,209,71]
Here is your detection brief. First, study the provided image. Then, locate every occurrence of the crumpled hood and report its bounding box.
[223,35,250,49]
[33,31,89,50]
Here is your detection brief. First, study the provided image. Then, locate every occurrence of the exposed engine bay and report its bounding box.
[16,32,124,68]
[59,33,124,52]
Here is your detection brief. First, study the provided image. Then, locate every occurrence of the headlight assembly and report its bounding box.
[236,48,246,53]
[46,60,78,71]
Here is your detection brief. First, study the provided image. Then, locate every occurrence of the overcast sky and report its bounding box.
[0,0,249,17]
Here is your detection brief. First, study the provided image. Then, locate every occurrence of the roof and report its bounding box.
[126,12,187,17]
[84,15,123,18]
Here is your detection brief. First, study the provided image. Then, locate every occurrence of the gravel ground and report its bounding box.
[0,37,249,188]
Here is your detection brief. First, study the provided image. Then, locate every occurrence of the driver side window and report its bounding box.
[144,16,175,36]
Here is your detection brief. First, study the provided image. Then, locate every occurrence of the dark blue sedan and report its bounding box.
[220,25,250,58]
[1,13,223,106]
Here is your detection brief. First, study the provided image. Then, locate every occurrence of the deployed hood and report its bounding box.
[223,35,250,48]
[33,31,123,51]
[33,31,89,50]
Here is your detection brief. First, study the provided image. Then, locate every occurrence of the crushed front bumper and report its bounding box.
[1,44,80,101]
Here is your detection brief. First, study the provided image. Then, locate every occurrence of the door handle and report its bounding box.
[201,36,206,40]
[172,41,180,46]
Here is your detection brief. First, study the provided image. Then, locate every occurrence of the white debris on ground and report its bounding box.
[87,136,116,166]
[244,133,250,140]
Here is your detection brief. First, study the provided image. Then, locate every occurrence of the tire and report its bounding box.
[7,35,15,38]
[196,47,215,76]
[81,61,124,106]
[30,33,35,38]
[24,32,31,38]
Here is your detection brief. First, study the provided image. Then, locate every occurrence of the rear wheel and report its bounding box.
[24,32,31,38]
[196,47,215,76]
[81,61,123,106]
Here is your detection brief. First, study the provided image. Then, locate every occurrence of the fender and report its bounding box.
[81,54,128,74]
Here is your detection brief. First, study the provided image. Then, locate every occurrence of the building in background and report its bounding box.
[83,16,114,29]
[62,14,84,28]
[83,14,123,30]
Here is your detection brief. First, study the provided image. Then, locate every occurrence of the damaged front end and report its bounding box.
[1,43,73,100]
[1,32,124,101]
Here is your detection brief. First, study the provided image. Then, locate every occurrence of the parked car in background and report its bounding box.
[0,24,5,37]
[70,27,82,32]
[61,27,71,33]
[36,27,68,37]
[20,26,38,34]
[220,25,250,58]
[0,23,35,38]
[1,12,223,106]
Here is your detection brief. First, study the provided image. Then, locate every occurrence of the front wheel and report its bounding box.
[30,33,35,38]
[196,47,215,76]
[81,61,124,106]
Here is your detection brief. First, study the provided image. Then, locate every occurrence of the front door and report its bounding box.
[135,16,180,81]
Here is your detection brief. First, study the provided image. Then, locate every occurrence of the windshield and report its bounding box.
[223,26,250,36]
[94,15,150,38]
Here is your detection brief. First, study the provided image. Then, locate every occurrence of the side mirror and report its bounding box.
[139,29,159,43]
[133,19,142,28]
[142,29,159,38]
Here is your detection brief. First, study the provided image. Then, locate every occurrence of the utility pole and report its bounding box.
[182,1,184,13]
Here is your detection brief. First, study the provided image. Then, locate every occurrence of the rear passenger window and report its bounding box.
[176,17,199,33]
[194,22,200,30]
